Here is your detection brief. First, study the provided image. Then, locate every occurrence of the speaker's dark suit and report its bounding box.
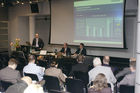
[60,47,71,56]
[32,38,44,49]
[75,48,87,55]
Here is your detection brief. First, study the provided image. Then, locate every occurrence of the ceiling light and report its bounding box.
[16,0,20,4]
[29,1,32,4]
[1,2,4,7]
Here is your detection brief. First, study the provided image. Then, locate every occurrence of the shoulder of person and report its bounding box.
[102,87,112,93]
[125,73,135,78]
[102,66,112,70]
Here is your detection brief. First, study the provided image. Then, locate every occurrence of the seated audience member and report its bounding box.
[23,55,45,81]
[60,43,71,56]
[88,73,112,93]
[103,56,110,67]
[103,56,115,72]
[88,57,116,91]
[37,56,48,68]
[75,43,87,56]
[69,55,89,75]
[24,84,44,93]
[117,60,136,87]
[0,58,21,84]
[45,61,67,86]
[116,57,136,79]
[6,76,32,93]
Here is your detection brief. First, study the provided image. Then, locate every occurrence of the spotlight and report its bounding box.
[1,2,4,7]
[16,0,20,4]
[29,1,32,4]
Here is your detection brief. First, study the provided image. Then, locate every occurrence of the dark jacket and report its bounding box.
[6,80,28,93]
[75,48,87,55]
[0,67,21,84]
[60,47,71,56]
[32,38,44,49]
[70,63,89,74]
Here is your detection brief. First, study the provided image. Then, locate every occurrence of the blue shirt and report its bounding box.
[23,63,44,81]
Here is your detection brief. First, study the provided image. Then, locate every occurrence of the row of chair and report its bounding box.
[0,77,135,93]
[24,72,135,93]
[23,73,86,93]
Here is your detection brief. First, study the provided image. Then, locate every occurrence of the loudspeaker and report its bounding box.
[30,3,39,13]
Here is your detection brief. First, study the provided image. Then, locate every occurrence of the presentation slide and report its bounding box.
[51,0,125,48]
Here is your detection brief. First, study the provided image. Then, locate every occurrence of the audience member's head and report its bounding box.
[64,43,68,48]
[50,60,58,68]
[37,56,44,60]
[93,57,102,67]
[77,55,84,63]
[8,58,18,70]
[35,33,39,38]
[129,59,136,72]
[24,84,44,93]
[91,73,108,91]
[130,57,136,62]
[21,76,32,86]
[28,55,35,63]
[80,43,84,49]
[103,56,110,65]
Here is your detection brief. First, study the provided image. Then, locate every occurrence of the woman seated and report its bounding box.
[88,73,112,93]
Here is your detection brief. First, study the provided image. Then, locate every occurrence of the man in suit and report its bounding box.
[117,59,136,87]
[32,33,44,51]
[88,57,116,91]
[6,76,32,93]
[60,43,71,56]
[45,61,67,87]
[75,43,87,56]
[0,58,21,84]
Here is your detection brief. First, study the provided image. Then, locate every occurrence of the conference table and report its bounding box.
[31,51,78,76]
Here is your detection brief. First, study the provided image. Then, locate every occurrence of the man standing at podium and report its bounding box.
[32,33,44,51]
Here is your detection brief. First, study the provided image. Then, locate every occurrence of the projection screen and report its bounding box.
[50,0,125,48]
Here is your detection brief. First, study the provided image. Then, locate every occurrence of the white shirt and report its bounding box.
[23,63,44,81]
[88,66,116,91]
[36,38,39,47]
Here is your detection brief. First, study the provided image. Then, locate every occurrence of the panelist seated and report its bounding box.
[60,43,71,56]
[32,33,44,51]
[75,43,87,56]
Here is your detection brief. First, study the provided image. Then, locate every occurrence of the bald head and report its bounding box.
[93,57,102,67]
[103,56,110,65]
[21,76,32,85]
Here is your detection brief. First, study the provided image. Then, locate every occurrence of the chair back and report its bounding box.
[120,85,134,93]
[43,75,61,91]
[0,80,13,91]
[66,78,86,93]
[73,71,89,86]
[24,73,39,81]
[48,89,70,93]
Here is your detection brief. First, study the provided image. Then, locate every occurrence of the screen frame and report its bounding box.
[49,0,127,49]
